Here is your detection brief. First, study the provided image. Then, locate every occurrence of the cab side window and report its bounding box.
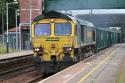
[93,30,95,41]
[75,25,78,35]
[81,25,84,42]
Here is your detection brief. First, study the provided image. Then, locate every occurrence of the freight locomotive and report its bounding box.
[31,11,119,74]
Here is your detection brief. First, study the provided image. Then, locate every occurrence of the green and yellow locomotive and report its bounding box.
[31,11,119,74]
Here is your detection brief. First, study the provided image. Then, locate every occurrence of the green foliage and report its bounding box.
[0,0,6,15]
[0,42,6,54]
[0,0,19,34]
[0,42,17,54]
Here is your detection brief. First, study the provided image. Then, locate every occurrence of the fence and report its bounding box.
[0,32,19,50]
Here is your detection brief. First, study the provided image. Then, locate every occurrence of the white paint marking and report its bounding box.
[86,62,91,65]
[62,74,72,79]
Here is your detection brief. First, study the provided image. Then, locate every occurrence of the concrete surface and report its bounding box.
[38,44,125,83]
[0,50,33,60]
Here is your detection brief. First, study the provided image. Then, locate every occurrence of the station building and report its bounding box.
[19,0,43,50]
[2,0,43,50]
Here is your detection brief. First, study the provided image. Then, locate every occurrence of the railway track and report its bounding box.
[0,55,34,72]
[0,64,35,80]
[0,54,35,80]
[0,54,33,64]
[0,53,52,83]
[0,69,42,83]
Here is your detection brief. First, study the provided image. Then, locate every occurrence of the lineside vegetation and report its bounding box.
[0,42,16,54]
[0,43,6,54]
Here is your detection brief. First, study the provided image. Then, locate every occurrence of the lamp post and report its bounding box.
[19,23,21,51]
[15,9,20,50]
[2,12,4,45]
[29,0,32,49]
[6,0,18,53]
[42,0,45,11]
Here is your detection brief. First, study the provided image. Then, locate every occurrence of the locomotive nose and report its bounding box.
[51,44,55,49]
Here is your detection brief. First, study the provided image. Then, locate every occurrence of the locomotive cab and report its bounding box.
[32,18,75,62]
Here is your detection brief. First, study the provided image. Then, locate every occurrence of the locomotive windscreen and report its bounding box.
[35,23,51,36]
[55,23,71,36]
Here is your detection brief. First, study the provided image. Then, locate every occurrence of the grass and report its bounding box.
[116,56,125,83]
[0,43,17,54]
[0,43,7,54]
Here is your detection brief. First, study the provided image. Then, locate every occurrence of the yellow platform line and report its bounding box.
[77,46,120,83]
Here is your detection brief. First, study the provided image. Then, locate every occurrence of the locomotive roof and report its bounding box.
[76,19,94,27]
[33,11,94,27]
[33,11,72,22]
[96,27,120,33]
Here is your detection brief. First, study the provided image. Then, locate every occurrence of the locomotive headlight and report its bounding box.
[34,48,39,52]
[34,47,43,52]
[63,47,72,52]
[36,48,39,51]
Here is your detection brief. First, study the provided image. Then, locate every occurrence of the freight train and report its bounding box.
[31,11,119,74]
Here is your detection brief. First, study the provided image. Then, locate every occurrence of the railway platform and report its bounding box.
[0,50,33,60]
[39,44,125,83]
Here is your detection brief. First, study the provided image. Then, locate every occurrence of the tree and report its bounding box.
[0,0,6,15]
[0,0,19,34]
[0,0,6,33]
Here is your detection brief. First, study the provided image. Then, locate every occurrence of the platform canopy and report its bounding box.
[44,0,125,27]
[45,0,125,10]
